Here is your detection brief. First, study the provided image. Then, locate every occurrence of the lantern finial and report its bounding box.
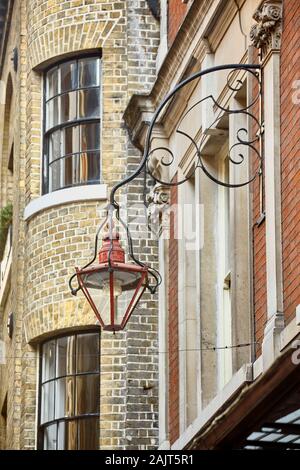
[98,231,125,264]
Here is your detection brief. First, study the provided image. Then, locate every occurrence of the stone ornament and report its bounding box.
[250,0,283,56]
[147,184,171,237]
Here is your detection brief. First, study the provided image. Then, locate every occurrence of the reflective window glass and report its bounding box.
[78,88,100,119]
[40,332,100,450]
[61,60,77,93]
[79,58,100,87]
[44,57,101,193]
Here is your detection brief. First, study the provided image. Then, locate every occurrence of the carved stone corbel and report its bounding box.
[147,184,170,237]
[250,0,283,59]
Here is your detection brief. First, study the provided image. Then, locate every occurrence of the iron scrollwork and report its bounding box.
[144,64,262,190]
[69,64,263,297]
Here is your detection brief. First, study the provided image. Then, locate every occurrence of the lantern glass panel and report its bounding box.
[111,269,146,328]
[80,267,146,329]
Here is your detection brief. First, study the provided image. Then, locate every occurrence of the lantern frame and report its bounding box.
[76,261,148,332]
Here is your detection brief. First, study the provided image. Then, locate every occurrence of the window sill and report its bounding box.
[24,184,107,221]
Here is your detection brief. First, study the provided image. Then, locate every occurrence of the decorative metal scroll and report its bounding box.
[69,64,262,297]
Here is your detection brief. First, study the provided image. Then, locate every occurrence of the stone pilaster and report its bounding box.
[250,0,284,370]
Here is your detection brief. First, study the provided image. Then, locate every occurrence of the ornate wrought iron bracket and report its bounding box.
[110,63,262,208]
[69,63,263,297]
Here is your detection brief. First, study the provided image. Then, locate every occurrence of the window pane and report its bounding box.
[46,97,60,130]
[78,418,99,450]
[76,375,99,416]
[61,91,77,124]
[56,335,75,377]
[57,421,80,450]
[86,151,100,182]
[79,58,100,87]
[46,67,59,100]
[79,152,89,183]
[80,123,100,151]
[61,60,77,93]
[78,88,100,119]
[49,130,61,162]
[57,421,65,450]
[60,154,80,187]
[43,151,48,192]
[54,419,78,450]
[65,420,77,450]
[76,333,99,373]
[44,424,57,450]
[62,154,74,188]
[49,159,61,191]
[60,152,100,187]
[41,381,55,424]
[72,154,81,185]
[42,340,56,381]
[55,377,75,419]
[62,125,79,156]
[55,378,65,420]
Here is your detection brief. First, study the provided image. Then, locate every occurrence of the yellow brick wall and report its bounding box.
[0,0,160,450]
[0,0,25,450]
[24,202,106,342]
[0,289,12,449]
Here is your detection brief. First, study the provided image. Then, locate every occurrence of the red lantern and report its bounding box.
[76,232,148,332]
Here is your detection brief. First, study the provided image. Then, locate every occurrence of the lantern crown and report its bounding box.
[98,231,125,265]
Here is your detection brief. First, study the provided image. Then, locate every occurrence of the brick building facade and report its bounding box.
[0,0,160,450]
[0,0,299,452]
[124,0,300,450]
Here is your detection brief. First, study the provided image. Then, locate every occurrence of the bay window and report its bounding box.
[38,332,100,450]
[43,57,101,193]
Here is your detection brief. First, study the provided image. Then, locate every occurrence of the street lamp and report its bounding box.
[69,64,262,331]
[75,228,148,332]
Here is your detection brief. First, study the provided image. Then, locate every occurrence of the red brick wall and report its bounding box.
[168,183,179,444]
[253,209,267,357]
[252,48,267,357]
[281,0,300,323]
[168,0,188,45]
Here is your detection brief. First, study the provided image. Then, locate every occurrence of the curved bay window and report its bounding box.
[38,332,100,450]
[43,57,101,193]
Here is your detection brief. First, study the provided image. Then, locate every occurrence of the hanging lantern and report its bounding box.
[75,231,148,332]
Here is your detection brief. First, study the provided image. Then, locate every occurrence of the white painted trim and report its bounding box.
[280,315,300,352]
[156,35,168,72]
[0,251,12,307]
[158,236,168,446]
[296,305,300,326]
[171,363,253,450]
[195,170,202,416]
[158,440,171,450]
[156,0,168,72]
[217,146,232,389]
[263,53,283,320]
[177,181,187,433]
[262,52,284,370]
[24,184,107,221]
[252,356,263,380]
